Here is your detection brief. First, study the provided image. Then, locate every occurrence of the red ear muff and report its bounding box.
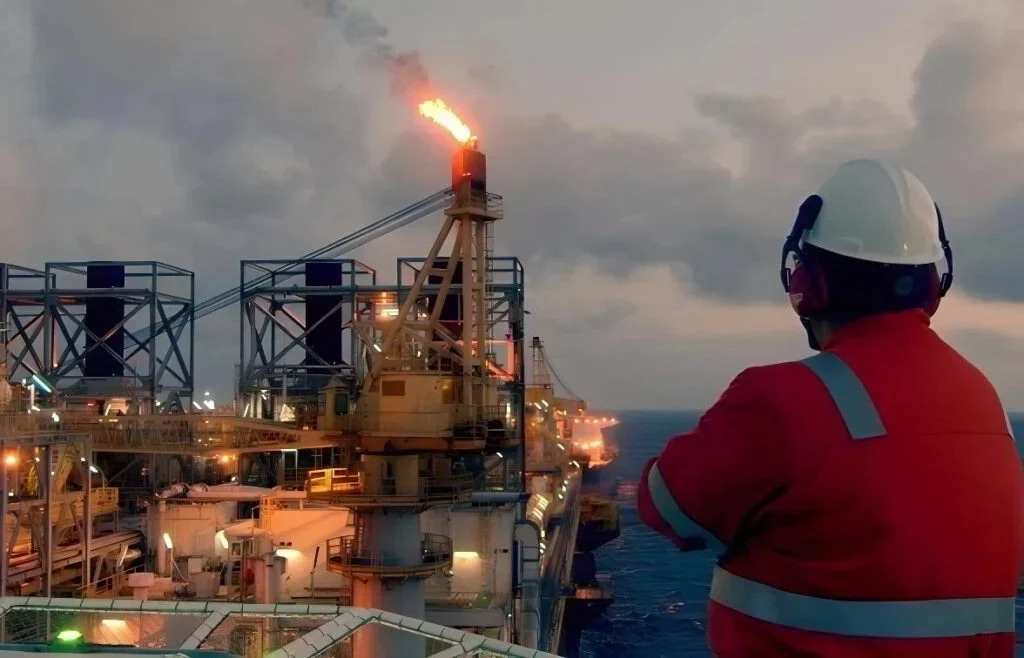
[781,195,829,318]
[788,251,831,317]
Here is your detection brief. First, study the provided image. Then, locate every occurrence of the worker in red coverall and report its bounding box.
[638,159,1024,658]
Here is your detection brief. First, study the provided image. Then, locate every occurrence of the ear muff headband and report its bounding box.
[780,195,821,290]
[935,203,953,297]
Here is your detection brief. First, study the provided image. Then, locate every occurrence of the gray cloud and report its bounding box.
[365,20,1024,304]
[2,2,1024,403]
[0,0,393,396]
[306,0,432,102]
[371,93,909,302]
[16,0,378,294]
[900,24,1024,302]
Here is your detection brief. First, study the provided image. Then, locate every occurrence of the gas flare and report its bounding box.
[418,98,475,144]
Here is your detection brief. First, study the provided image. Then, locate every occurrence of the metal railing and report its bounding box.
[325,533,452,577]
[281,467,313,485]
[75,564,145,598]
[456,190,504,219]
[424,589,509,610]
[306,469,474,505]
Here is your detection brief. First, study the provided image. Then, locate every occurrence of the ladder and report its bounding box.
[352,513,367,554]
[0,312,9,368]
[480,510,491,593]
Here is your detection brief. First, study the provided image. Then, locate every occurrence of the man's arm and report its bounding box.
[637,366,790,553]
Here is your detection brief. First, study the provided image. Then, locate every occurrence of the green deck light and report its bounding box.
[56,629,83,643]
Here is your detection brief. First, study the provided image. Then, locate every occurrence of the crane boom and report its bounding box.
[138,186,455,341]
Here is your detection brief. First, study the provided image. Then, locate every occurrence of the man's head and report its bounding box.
[780,160,953,350]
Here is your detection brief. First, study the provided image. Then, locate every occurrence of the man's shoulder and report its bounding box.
[721,359,824,405]
[732,358,821,387]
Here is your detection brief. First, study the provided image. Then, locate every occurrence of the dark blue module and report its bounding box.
[84,263,125,377]
[0,263,7,326]
[427,258,463,341]
[304,262,344,367]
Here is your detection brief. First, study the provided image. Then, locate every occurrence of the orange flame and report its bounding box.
[418,98,475,144]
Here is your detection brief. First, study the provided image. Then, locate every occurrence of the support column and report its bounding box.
[237,454,252,484]
[82,437,92,595]
[352,454,427,658]
[350,512,426,658]
[43,444,53,598]
[156,499,167,576]
[274,453,285,487]
[0,445,7,596]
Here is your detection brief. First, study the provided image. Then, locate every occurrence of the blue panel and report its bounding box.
[304,262,344,366]
[427,258,463,341]
[84,263,125,378]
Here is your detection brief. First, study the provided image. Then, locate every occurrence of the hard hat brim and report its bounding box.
[803,235,945,266]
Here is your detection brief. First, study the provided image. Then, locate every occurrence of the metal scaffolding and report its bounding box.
[2,262,195,411]
[0,264,52,384]
[0,598,562,657]
[0,431,137,598]
[237,259,375,422]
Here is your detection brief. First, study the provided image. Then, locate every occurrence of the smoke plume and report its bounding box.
[307,0,432,100]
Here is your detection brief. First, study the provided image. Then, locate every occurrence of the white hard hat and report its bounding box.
[802,159,944,265]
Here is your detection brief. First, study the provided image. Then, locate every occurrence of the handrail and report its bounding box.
[327,533,452,569]
[424,590,509,609]
[76,564,144,597]
[306,469,474,502]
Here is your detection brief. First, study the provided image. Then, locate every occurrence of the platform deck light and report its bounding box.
[31,374,52,394]
[55,629,83,643]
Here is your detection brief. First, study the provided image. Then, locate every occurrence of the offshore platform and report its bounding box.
[0,109,620,657]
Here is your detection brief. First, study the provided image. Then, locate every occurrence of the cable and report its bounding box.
[135,186,455,340]
[542,352,579,401]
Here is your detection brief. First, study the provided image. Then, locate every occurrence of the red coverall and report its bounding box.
[638,310,1024,657]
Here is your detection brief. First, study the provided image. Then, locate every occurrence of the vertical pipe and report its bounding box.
[460,219,473,405]
[474,224,484,421]
[239,262,245,411]
[156,499,167,577]
[44,444,52,598]
[82,437,92,595]
[190,270,196,409]
[515,286,527,493]
[42,268,52,392]
[0,441,7,596]
[475,222,487,386]
[149,264,157,410]
[281,375,287,421]
[270,269,276,406]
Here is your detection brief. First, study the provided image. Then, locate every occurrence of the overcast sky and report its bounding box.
[2,0,1024,410]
